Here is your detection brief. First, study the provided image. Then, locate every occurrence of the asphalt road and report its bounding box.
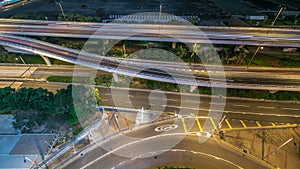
[1,65,299,124]
[62,120,269,169]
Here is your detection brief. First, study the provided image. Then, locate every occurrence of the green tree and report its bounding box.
[0,87,15,112]
[176,45,187,58]
[190,43,201,62]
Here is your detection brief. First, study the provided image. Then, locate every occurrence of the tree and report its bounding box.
[176,45,187,58]
[190,43,201,62]
[0,87,15,112]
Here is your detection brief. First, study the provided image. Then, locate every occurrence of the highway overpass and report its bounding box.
[1,34,300,91]
[0,19,300,47]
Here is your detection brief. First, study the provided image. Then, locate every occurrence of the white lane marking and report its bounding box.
[209,102,225,106]
[148,97,178,102]
[184,100,201,103]
[257,106,275,109]
[282,107,299,111]
[233,104,250,108]
[168,99,179,101]
[164,105,300,118]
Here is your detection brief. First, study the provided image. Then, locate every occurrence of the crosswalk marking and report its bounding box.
[240,120,247,128]
[181,118,188,133]
[195,118,203,132]
[225,119,232,129]
[256,121,262,127]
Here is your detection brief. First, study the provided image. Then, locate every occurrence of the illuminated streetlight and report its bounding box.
[247,46,264,68]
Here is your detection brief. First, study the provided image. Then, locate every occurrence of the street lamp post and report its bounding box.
[271,6,285,27]
[247,46,263,68]
[58,2,66,21]
[264,137,294,159]
[15,55,34,78]
[247,6,285,68]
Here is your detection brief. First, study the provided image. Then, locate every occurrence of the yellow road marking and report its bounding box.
[225,119,232,129]
[195,118,203,132]
[181,118,188,133]
[209,117,217,130]
[271,122,276,126]
[222,124,298,131]
[240,120,247,128]
[256,121,262,127]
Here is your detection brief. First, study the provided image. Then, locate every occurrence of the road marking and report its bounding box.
[195,118,203,132]
[282,107,299,111]
[233,104,250,108]
[257,106,275,109]
[240,120,247,128]
[256,121,262,127]
[181,118,188,133]
[209,102,225,106]
[222,124,298,131]
[209,117,217,130]
[225,119,232,129]
[271,122,276,126]
[184,100,201,103]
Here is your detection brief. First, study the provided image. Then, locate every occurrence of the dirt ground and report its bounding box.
[224,128,300,169]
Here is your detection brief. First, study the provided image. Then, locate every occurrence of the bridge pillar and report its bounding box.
[113,73,119,82]
[40,55,52,66]
[172,42,177,49]
[190,85,197,92]
[122,43,126,54]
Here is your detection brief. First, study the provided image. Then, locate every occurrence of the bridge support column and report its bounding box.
[172,42,177,49]
[190,85,197,92]
[40,55,52,66]
[122,43,126,54]
[113,73,119,82]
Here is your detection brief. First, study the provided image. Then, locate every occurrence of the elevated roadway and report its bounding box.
[0,19,300,47]
[0,35,300,91]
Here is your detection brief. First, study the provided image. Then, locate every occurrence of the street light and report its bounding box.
[247,6,284,68]
[271,6,285,27]
[264,137,294,159]
[15,55,34,78]
[247,46,264,68]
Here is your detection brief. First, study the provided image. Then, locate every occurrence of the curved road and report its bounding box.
[1,35,300,91]
[61,120,271,169]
